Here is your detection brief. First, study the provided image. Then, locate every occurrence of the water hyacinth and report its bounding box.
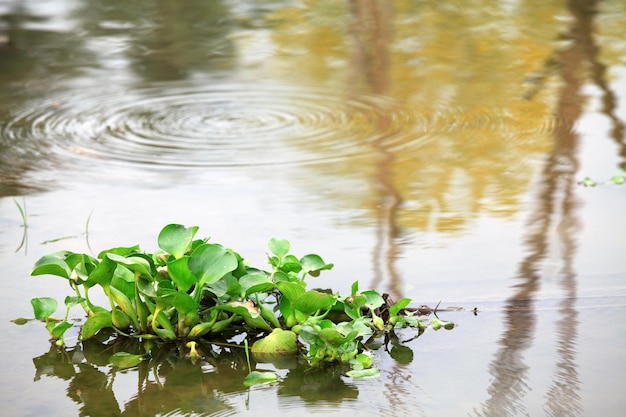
[28,224,454,383]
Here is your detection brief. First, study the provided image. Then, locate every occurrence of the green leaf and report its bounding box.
[259,302,281,328]
[31,252,72,278]
[229,253,248,278]
[280,255,302,273]
[581,177,596,187]
[430,317,454,330]
[268,238,290,258]
[361,290,385,310]
[188,321,215,339]
[251,329,299,356]
[298,322,323,344]
[153,326,177,341]
[351,281,359,297]
[401,315,421,328]
[31,297,58,320]
[64,253,97,284]
[205,274,231,298]
[354,353,373,369]
[389,297,412,316]
[137,277,157,298]
[109,352,144,369]
[213,301,271,330]
[87,255,117,288]
[243,371,278,387]
[610,175,625,185]
[188,243,238,286]
[106,253,153,278]
[158,224,199,259]
[64,296,85,309]
[149,307,177,340]
[276,281,306,303]
[109,286,138,327]
[293,290,336,315]
[112,263,136,284]
[340,318,372,339]
[112,308,131,330]
[318,328,357,348]
[279,297,294,327]
[300,254,334,276]
[271,270,290,283]
[223,274,243,299]
[50,321,73,339]
[240,273,275,297]
[81,311,112,340]
[98,245,140,257]
[65,252,96,270]
[244,315,272,331]
[167,257,197,293]
[159,289,198,316]
[112,265,135,287]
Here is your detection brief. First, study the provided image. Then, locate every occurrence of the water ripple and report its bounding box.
[2,83,422,172]
[1,82,568,188]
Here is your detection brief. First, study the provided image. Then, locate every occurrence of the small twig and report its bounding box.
[14,198,28,254]
[41,235,79,244]
[85,210,94,255]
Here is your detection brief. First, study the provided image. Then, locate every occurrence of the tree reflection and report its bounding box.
[0,1,91,196]
[346,0,404,299]
[269,0,566,241]
[30,334,371,416]
[73,0,236,82]
[476,0,625,414]
[345,6,423,415]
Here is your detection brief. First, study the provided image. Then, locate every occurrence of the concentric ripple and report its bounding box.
[2,83,423,172]
[1,82,569,188]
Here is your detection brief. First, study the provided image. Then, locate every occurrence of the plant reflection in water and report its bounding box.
[30,332,373,416]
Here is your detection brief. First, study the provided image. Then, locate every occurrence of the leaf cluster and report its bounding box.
[29,224,452,380]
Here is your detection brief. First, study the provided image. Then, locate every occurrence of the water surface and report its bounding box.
[1,0,625,416]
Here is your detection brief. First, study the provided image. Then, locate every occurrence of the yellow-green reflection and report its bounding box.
[246,0,625,300]
[266,0,566,233]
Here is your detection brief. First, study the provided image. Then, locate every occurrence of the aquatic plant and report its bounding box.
[578,171,626,187]
[28,224,453,381]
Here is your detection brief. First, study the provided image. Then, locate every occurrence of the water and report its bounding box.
[1,0,625,416]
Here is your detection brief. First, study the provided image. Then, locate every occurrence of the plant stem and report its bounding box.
[244,339,252,371]
[135,272,148,332]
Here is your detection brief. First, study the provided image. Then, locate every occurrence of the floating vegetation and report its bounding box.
[27,224,455,383]
[578,172,626,187]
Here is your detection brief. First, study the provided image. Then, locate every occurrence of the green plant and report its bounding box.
[244,338,279,387]
[30,296,80,346]
[578,171,626,187]
[29,224,453,380]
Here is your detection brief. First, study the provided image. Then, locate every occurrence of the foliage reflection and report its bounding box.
[31,332,390,416]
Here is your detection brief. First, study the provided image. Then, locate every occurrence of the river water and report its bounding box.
[0,0,625,416]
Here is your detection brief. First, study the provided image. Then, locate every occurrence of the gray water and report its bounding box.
[1,0,625,416]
